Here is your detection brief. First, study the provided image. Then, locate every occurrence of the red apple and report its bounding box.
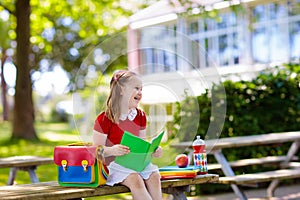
[175,154,189,168]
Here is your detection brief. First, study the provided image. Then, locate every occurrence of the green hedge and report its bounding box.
[172,63,300,194]
[173,63,300,141]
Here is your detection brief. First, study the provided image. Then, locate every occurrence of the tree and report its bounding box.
[0,0,38,139]
[0,0,154,140]
[14,0,37,139]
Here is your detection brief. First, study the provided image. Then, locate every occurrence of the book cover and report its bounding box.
[159,166,196,171]
[115,131,164,172]
[159,166,198,180]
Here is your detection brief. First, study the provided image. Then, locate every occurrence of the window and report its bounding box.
[252,27,268,63]
[289,0,300,60]
[136,0,300,74]
[251,2,300,63]
[188,12,241,68]
[189,21,199,34]
[139,25,178,74]
[290,21,300,60]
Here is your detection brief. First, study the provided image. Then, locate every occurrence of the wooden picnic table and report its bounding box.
[0,156,54,185]
[171,131,300,200]
[0,174,219,200]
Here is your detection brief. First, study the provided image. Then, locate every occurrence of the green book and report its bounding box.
[115,131,164,172]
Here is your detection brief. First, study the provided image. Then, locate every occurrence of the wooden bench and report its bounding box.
[208,155,299,177]
[171,131,300,200]
[0,174,219,200]
[207,155,297,171]
[217,168,300,184]
[0,156,54,185]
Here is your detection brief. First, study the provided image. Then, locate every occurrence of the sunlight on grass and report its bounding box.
[0,121,11,141]
[36,122,82,142]
[0,121,76,186]
[39,131,81,142]
[35,122,76,134]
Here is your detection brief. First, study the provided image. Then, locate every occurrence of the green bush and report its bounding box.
[172,63,300,195]
[174,63,300,140]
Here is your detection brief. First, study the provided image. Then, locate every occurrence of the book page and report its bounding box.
[148,131,164,153]
[114,131,164,172]
[121,131,150,153]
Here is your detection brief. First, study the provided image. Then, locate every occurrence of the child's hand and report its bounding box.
[152,146,162,158]
[106,145,130,156]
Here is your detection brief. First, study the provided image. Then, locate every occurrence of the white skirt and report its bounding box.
[106,161,160,186]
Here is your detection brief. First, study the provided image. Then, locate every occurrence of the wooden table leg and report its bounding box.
[212,150,248,200]
[7,167,17,185]
[27,166,39,183]
[7,166,39,185]
[267,140,300,197]
[162,186,190,200]
[187,150,193,165]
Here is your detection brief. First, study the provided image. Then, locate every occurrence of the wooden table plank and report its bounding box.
[0,156,53,168]
[161,174,219,187]
[218,168,300,184]
[171,131,300,152]
[208,155,290,170]
[0,174,219,200]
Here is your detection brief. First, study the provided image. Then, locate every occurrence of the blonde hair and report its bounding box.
[105,70,138,123]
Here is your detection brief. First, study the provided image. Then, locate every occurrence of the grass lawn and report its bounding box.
[0,121,179,200]
[0,121,78,186]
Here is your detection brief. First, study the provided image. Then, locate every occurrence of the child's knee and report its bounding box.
[125,173,145,188]
[149,172,161,181]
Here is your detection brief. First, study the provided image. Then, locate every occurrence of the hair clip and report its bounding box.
[113,71,126,83]
[113,74,119,82]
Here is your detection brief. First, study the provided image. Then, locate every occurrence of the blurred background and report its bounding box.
[0,0,299,199]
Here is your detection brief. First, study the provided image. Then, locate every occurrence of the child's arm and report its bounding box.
[93,130,107,146]
[152,146,162,158]
[93,130,130,157]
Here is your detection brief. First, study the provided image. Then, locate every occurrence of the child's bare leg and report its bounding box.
[122,173,152,200]
[145,172,162,200]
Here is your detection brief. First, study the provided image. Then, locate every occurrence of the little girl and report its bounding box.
[93,70,163,200]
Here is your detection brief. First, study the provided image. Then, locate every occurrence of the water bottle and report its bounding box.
[193,135,208,174]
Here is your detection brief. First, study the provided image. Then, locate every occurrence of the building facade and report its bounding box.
[127,0,300,136]
[128,0,299,85]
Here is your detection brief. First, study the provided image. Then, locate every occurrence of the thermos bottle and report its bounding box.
[192,135,208,174]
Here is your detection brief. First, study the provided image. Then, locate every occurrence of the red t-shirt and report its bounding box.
[94,108,147,146]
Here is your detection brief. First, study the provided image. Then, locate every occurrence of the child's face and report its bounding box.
[121,76,143,110]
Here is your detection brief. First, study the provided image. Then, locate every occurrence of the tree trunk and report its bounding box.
[1,50,9,121]
[12,0,38,140]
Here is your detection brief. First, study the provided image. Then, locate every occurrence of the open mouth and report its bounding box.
[134,96,141,101]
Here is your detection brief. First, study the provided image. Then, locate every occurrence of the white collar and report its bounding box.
[119,108,137,121]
